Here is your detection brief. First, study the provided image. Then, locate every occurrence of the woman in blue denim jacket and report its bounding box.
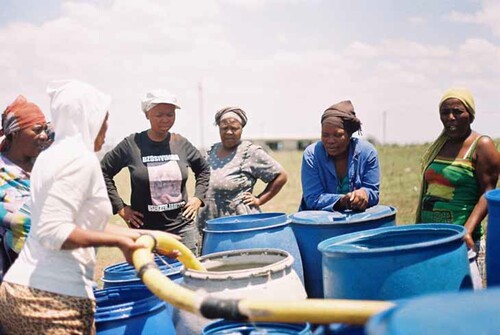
[300,100,380,212]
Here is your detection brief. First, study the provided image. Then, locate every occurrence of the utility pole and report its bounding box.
[198,82,205,150]
[382,110,387,145]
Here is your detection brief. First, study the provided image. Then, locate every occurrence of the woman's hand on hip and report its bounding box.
[118,206,144,228]
[463,233,476,251]
[242,192,261,207]
[182,197,202,220]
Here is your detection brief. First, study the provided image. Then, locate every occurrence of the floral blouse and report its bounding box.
[197,141,282,229]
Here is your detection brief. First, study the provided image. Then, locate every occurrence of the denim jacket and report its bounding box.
[299,137,380,211]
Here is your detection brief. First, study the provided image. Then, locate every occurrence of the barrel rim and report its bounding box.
[318,223,466,255]
[206,212,288,224]
[485,188,500,202]
[94,285,167,322]
[203,220,291,233]
[183,248,295,280]
[204,212,290,233]
[203,319,311,334]
[289,205,398,225]
[102,260,182,282]
[366,288,500,334]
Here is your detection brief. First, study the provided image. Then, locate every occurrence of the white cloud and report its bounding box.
[1,0,500,147]
[408,16,427,25]
[446,0,500,36]
[218,0,310,10]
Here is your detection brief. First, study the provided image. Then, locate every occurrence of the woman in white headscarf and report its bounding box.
[0,80,170,334]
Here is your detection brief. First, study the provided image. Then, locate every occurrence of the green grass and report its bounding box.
[95,141,497,283]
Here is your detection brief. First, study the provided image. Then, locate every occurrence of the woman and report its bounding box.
[101,89,210,255]
[197,107,288,232]
[0,96,49,279]
[417,88,500,253]
[300,100,380,212]
[0,80,154,334]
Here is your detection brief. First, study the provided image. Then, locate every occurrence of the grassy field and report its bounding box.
[93,142,483,283]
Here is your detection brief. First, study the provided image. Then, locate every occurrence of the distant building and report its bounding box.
[247,137,318,152]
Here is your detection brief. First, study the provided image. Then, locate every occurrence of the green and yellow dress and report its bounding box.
[420,136,484,241]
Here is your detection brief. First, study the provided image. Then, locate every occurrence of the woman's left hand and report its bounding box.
[118,237,149,265]
[464,232,476,251]
[242,192,261,207]
[346,189,368,211]
[182,197,202,220]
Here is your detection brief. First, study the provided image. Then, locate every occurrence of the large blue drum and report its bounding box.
[367,288,500,335]
[95,285,175,335]
[202,212,304,283]
[101,255,182,288]
[485,189,500,286]
[318,224,472,300]
[290,205,397,298]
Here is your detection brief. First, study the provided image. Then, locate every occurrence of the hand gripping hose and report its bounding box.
[133,233,394,325]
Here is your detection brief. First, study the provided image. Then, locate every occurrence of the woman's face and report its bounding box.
[219,118,243,149]
[12,122,49,158]
[439,98,472,140]
[321,123,351,157]
[147,103,176,135]
[94,113,109,152]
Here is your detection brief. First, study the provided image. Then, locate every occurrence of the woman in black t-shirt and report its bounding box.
[101,89,210,255]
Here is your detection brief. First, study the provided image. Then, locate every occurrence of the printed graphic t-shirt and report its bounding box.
[101,131,210,231]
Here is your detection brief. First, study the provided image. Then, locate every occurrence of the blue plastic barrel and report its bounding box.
[202,320,312,334]
[101,255,182,288]
[290,205,397,298]
[485,189,500,286]
[202,212,304,283]
[318,224,472,300]
[367,288,500,335]
[95,285,175,335]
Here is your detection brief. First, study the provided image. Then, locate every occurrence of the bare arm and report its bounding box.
[61,227,143,264]
[106,223,182,258]
[62,224,181,262]
[243,169,288,207]
[464,137,500,250]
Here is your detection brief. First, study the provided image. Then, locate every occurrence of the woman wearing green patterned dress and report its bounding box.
[417,88,500,255]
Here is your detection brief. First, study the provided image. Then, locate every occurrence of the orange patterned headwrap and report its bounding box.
[0,95,46,151]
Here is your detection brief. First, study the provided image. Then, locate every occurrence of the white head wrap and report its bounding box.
[141,89,181,113]
[47,80,111,151]
[219,111,243,124]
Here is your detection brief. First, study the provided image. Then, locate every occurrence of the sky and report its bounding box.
[1,0,500,149]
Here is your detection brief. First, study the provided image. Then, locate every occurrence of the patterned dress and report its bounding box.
[197,141,282,229]
[0,155,31,278]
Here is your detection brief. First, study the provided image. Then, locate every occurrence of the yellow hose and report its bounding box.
[132,232,394,325]
[132,233,205,314]
[237,299,393,325]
